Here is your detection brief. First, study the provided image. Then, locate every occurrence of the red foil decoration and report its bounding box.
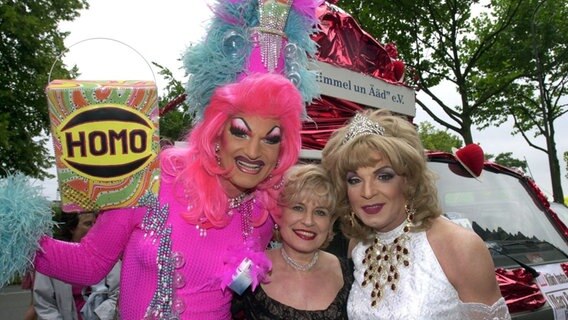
[495,268,546,313]
[312,2,405,83]
[302,96,363,150]
[496,263,568,313]
[561,263,568,275]
[301,1,408,150]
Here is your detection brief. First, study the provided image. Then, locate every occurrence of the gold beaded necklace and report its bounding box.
[362,219,412,308]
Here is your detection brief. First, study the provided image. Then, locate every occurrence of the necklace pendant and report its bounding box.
[362,224,411,308]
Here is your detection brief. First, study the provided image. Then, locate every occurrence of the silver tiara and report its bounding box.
[343,113,385,144]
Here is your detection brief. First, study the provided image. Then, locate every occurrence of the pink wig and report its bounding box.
[160,73,303,228]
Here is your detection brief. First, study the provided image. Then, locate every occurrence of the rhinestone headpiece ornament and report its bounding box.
[343,113,385,144]
[183,0,320,120]
[256,0,293,73]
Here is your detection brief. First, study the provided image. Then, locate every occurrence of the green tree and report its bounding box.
[153,62,194,144]
[0,0,88,179]
[488,152,528,172]
[338,0,523,144]
[417,122,462,152]
[477,0,568,202]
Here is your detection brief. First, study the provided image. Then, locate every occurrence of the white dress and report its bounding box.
[348,222,511,320]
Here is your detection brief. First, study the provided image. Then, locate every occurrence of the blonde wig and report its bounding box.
[321,109,442,242]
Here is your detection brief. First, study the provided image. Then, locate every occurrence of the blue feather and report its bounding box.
[0,173,53,288]
[183,0,320,121]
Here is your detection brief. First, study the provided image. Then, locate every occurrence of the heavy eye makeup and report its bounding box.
[263,126,281,145]
[229,118,251,138]
[376,167,396,181]
[345,167,397,185]
[346,171,361,185]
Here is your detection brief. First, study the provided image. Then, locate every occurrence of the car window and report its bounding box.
[428,161,568,267]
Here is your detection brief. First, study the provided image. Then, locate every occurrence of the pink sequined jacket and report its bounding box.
[34,174,274,320]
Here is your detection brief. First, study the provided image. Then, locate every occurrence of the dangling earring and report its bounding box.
[269,224,282,249]
[215,143,221,166]
[273,224,281,241]
[405,203,416,224]
[349,211,357,227]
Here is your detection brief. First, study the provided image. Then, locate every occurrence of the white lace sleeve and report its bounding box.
[459,297,511,320]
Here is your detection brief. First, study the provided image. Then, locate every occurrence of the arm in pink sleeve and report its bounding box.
[34,207,143,286]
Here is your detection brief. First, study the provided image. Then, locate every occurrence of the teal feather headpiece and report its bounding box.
[183,0,321,121]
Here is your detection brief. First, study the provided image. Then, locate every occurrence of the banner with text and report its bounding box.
[312,61,416,117]
[535,263,568,320]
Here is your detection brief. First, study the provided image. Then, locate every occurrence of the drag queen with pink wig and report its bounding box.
[0,0,322,319]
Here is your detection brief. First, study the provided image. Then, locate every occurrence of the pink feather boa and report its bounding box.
[219,236,272,293]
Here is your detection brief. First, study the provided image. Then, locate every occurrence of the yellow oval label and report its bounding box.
[56,104,156,181]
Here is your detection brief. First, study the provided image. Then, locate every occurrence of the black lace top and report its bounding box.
[238,257,353,320]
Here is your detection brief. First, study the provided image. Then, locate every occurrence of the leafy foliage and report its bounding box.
[477,0,568,201]
[0,0,88,179]
[154,62,194,144]
[338,0,524,144]
[417,122,462,152]
[477,0,568,133]
[488,152,528,172]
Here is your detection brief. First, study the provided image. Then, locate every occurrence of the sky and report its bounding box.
[38,0,568,200]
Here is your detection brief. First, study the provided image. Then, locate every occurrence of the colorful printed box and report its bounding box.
[46,80,160,212]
